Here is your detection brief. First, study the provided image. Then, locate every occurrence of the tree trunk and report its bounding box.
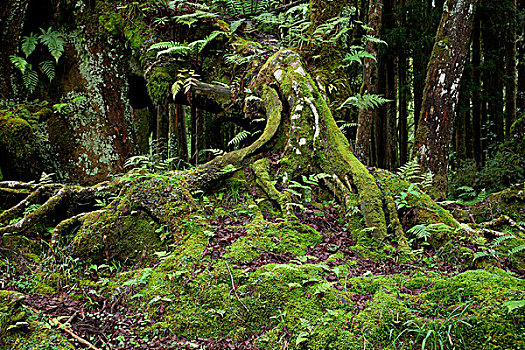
[0,0,29,98]
[414,0,479,198]
[156,101,168,159]
[505,0,518,138]
[356,0,382,165]
[472,14,482,167]
[195,51,389,240]
[175,104,189,162]
[398,54,408,166]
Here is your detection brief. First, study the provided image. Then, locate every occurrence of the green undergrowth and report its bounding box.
[2,170,525,349]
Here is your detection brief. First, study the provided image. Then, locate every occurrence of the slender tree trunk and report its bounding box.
[472,14,482,167]
[190,105,197,165]
[175,105,189,162]
[518,0,525,112]
[414,0,479,198]
[398,55,408,166]
[196,109,206,164]
[455,70,470,166]
[397,0,408,166]
[505,0,518,138]
[156,101,168,159]
[356,0,382,165]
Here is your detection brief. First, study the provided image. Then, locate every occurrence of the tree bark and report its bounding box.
[356,0,382,165]
[414,0,479,198]
[504,0,518,138]
[0,0,29,98]
[472,14,482,167]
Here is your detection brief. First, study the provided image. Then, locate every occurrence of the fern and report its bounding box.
[220,0,271,16]
[149,41,190,57]
[189,31,226,55]
[39,61,55,81]
[21,33,38,57]
[491,234,516,247]
[396,159,433,190]
[343,46,376,66]
[10,56,30,74]
[22,69,39,93]
[174,10,216,28]
[39,27,65,63]
[338,93,391,111]
[337,121,359,132]
[228,130,251,147]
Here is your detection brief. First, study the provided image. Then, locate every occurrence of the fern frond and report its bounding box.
[491,234,515,247]
[397,159,421,182]
[175,10,216,27]
[338,122,359,131]
[338,93,390,111]
[363,34,387,46]
[228,130,251,147]
[171,81,183,97]
[40,61,55,81]
[508,245,525,256]
[151,42,191,57]
[39,27,65,63]
[21,33,38,57]
[22,69,39,93]
[148,41,177,51]
[10,55,29,74]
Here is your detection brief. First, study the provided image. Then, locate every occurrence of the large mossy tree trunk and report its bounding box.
[414,0,479,198]
[193,50,388,240]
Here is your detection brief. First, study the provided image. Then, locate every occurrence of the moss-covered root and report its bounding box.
[0,186,43,224]
[252,158,288,215]
[192,86,283,191]
[0,290,26,342]
[0,186,70,236]
[49,212,88,253]
[0,185,105,237]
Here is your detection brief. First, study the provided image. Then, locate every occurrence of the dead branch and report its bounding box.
[22,304,101,350]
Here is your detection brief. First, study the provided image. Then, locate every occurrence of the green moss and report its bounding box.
[0,116,39,180]
[471,183,525,223]
[224,220,323,264]
[69,209,163,263]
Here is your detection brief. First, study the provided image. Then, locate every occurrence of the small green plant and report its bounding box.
[10,27,65,93]
[394,183,420,210]
[473,233,525,261]
[407,223,453,244]
[389,303,472,350]
[396,159,434,190]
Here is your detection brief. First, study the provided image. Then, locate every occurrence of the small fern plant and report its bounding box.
[338,93,391,111]
[396,159,433,190]
[216,0,272,16]
[10,27,65,93]
[474,234,525,261]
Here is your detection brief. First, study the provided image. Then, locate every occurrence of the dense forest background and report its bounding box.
[1,0,525,349]
[1,0,524,198]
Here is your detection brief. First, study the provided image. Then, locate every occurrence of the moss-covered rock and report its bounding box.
[471,183,525,222]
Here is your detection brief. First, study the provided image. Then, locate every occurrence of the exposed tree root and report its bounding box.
[0,186,44,224]
[479,215,525,235]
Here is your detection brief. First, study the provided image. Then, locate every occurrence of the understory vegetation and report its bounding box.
[1,0,525,349]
